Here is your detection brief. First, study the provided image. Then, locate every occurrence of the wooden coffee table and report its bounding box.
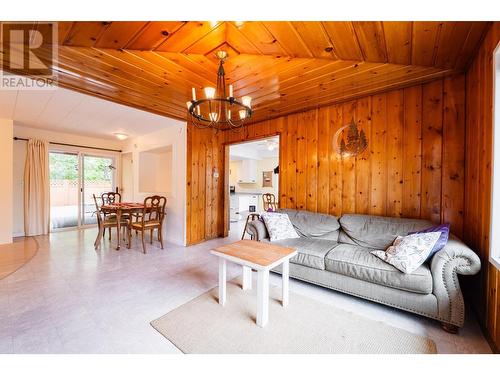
[211,240,297,327]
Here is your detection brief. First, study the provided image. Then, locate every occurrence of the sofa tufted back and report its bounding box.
[278,209,340,241]
[338,214,432,250]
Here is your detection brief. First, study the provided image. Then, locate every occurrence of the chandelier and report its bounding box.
[186,50,252,131]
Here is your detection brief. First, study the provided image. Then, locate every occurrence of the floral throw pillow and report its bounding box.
[371,232,441,274]
[408,223,450,261]
[261,212,300,242]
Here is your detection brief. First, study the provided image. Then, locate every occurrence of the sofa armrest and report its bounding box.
[430,236,481,326]
[246,220,269,241]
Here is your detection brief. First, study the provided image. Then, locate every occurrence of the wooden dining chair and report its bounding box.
[92,194,130,250]
[127,195,167,253]
[101,191,130,239]
[262,193,278,212]
[101,191,121,205]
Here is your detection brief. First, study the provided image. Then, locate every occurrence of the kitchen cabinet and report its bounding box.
[237,159,257,184]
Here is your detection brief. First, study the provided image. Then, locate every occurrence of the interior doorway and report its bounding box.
[227,135,279,238]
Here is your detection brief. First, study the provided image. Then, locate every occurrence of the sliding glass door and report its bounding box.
[49,152,80,229]
[49,151,116,230]
[81,155,115,225]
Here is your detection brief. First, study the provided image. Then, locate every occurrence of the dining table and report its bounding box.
[100,202,146,250]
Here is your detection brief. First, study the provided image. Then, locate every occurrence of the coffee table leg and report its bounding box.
[282,260,289,307]
[242,266,252,290]
[257,269,269,327]
[218,258,226,306]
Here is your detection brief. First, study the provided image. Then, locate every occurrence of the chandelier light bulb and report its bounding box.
[242,96,252,108]
[209,112,218,122]
[186,101,192,110]
[204,87,216,99]
[239,110,247,119]
[227,109,231,119]
[191,87,196,101]
[229,84,234,98]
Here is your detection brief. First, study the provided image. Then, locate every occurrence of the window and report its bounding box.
[491,43,500,268]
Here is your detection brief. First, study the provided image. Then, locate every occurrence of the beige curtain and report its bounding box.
[24,139,50,236]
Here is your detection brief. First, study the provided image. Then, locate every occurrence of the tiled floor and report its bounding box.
[0,224,492,354]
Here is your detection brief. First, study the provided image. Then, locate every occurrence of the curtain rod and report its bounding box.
[13,137,122,153]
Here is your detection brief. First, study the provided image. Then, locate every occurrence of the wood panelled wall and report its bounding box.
[186,74,467,246]
[464,23,499,352]
[186,126,225,244]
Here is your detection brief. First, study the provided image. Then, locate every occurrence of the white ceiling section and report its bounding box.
[0,81,180,140]
[230,136,279,160]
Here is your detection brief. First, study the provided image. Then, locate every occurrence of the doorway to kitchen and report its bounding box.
[228,135,279,238]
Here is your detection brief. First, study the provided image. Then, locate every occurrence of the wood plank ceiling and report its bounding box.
[4,21,490,124]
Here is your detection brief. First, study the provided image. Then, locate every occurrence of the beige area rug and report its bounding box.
[151,278,437,354]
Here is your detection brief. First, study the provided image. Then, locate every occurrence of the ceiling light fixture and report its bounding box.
[266,140,278,151]
[114,133,129,140]
[186,50,252,131]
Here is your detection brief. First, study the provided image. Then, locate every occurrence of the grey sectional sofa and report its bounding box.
[246,209,481,331]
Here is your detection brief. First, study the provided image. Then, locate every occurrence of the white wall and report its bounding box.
[0,119,13,244]
[14,125,123,150]
[138,146,172,195]
[12,124,123,237]
[122,121,186,246]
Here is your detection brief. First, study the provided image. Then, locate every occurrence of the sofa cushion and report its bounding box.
[264,237,339,270]
[325,243,433,294]
[279,209,340,241]
[338,214,432,250]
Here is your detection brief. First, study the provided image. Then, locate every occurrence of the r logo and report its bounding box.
[1,22,58,89]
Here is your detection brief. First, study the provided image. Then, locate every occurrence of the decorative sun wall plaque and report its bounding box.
[333,118,368,158]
